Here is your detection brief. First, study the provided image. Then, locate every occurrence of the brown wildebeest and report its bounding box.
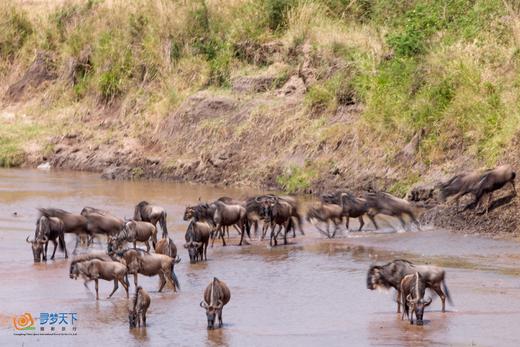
[439,164,516,213]
[112,249,180,292]
[259,196,294,246]
[27,215,67,262]
[366,259,452,313]
[196,201,248,246]
[400,272,432,325]
[38,208,94,252]
[184,220,211,263]
[134,201,168,238]
[116,220,158,252]
[155,237,179,260]
[472,164,516,213]
[364,192,421,231]
[129,286,151,328]
[69,256,129,300]
[305,202,343,238]
[340,192,371,231]
[80,207,125,239]
[200,277,231,329]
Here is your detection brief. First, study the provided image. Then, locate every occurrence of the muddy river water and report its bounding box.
[1,169,520,346]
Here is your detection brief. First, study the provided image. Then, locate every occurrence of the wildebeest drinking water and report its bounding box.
[134,201,168,238]
[27,215,67,262]
[200,277,231,329]
[184,220,211,263]
[400,272,432,325]
[367,259,451,313]
[129,286,151,328]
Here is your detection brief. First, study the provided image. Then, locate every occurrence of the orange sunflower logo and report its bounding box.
[13,313,35,331]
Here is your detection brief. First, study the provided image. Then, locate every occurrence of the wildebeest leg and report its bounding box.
[50,240,58,260]
[142,312,147,327]
[60,234,68,258]
[145,240,150,252]
[511,180,517,196]
[158,273,166,292]
[73,235,79,255]
[358,216,364,232]
[211,226,219,247]
[120,278,129,298]
[261,223,269,241]
[218,309,223,327]
[368,214,379,230]
[220,227,227,246]
[204,242,208,261]
[431,283,447,312]
[269,224,276,247]
[134,273,138,288]
[274,224,283,245]
[331,219,340,238]
[95,279,99,300]
[396,289,401,313]
[283,222,289,245]
[345,216,350,231]
[108,279,119,299]
[398,215,408,232]
[485,192,493,214]
[238,222,246,246]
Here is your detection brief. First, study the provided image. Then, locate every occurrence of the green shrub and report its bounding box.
[0,6,33,60]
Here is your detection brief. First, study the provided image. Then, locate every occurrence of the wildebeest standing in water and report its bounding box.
[364,192,421,231]
[38,208,94,252]
[200,277,231,329]
[113,249,180,292]
[81,206,125,241]
[400,272,432,325]
[27,215,67,262]
[134,201,168,238]
[129,286,151,328]
[116,220,158,252]
[259,196,295,246]
[367,259,451,313]
[155,237,179,260]
[184,220,211,263]
[69,255,129,300]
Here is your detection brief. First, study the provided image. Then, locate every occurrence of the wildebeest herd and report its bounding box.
[24,164,516,329]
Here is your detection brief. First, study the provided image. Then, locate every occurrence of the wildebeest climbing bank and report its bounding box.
[3,0,520,346]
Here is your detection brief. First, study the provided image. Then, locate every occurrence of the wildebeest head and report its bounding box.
[128,309,138,328]
[200,300,223,329]
[184,241,201,263]
[407,294,432,325]
[366,265,387,290]
[26,236,47,263]
[183,206,195,221]
[69,262,80,279]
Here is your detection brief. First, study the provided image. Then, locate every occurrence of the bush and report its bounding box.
[0,5,33,60]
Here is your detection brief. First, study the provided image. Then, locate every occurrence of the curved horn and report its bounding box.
[216,299,224,309]
[26,236,32,244]
[406,294,413,303]
[200,300,208,309]
[183,243,190,249]
[39,236,49,244]
[424,296,432,306]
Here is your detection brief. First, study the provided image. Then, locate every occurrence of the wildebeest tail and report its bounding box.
[160,211,168,238]
[175,256,181,264]
[442,279,453,306]
[171,261,180,290]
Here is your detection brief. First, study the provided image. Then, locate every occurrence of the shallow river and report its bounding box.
[1,169,520,347]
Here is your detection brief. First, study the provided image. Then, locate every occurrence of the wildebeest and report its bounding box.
[400,272,432,325]
[306,202,343,238]
[112,249,180,292]
[439,164,516,213]
[129,286,151,328]
[184,220,211,263]
[116,220,158,252]
[364,192,421,231]
[259,196,294,246]
[80,207,125,239]
[27,215,67,262]
[155,237,179,260]
[134,201,168,238]
[340,193,370,231]
[38,208,94,251]
[366,259,451,313]
[69,255,129,300]
[200,277,231,329]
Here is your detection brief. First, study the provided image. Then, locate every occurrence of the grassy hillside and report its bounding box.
[1,0,520,195]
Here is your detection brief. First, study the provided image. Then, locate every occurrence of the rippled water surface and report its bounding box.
[1,169,520,346]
